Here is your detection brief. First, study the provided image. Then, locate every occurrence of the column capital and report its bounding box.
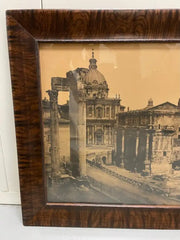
[46,90,58,103]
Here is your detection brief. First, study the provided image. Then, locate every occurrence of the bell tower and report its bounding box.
[89,49,97,70]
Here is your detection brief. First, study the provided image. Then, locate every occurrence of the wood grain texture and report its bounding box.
[6,9,180,41]
[6,9,180,228]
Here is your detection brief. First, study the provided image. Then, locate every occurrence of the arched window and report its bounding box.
[96,107,103,118]
[88,106,92,117]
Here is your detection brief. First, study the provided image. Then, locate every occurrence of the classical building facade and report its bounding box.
[42,50,124,177]
[116,99,180,175]
[83,52,125,165]
[42,50,180,178]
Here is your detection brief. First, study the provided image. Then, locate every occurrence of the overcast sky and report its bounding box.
[39,43,180,110]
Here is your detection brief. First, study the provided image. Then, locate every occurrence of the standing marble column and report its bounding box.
[47,90,60,177]
[144,132,151,175]
[92,126,95,144]
[134,131,139,172]
[135,131,139,157]
[149,112,153,129]
[87,125,89,145]
[120,129,125,168]
[77,100,87,176]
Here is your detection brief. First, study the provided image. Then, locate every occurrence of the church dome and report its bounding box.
[83,50,107,85]
[84,69,106,84]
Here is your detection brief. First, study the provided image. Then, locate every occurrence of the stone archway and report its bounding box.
[47,74,87,178]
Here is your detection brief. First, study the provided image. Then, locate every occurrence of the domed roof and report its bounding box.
[84,69,106,84]
[83,49,107,85]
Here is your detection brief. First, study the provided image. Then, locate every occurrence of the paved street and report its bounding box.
[47,164,180,205]
[87,164,180,205]
[47,177,117,203]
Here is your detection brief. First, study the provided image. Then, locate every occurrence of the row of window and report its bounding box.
[119,116,149,126]
[87,106,115,118]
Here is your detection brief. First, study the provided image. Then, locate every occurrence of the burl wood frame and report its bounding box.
[7,9,180,228]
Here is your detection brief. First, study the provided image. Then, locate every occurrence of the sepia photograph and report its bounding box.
[39,43,180,205]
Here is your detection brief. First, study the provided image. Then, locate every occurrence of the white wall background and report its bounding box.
[1,0,180,205]
[1,1,180,238]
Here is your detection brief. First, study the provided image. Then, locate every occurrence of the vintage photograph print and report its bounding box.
[39,43,180,205]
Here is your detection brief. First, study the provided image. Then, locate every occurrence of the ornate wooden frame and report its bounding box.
[6,9,180,228]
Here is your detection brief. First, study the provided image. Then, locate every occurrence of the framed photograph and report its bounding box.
[7,9,180,228]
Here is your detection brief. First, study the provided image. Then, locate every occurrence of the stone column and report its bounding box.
[134,131,139,172]
[102,127,104,144]
[113,128,117,165]
[149,112,153,129]
[94,125,96,145]
[93,126,95,144]
[144,132,151,175]
[47,89,60,177]
[78,100,87,176]
[135,131,139,157]
[87,126,89,145]
[94,105,96,118]
[114,128,117,147]
[120,129,125,168]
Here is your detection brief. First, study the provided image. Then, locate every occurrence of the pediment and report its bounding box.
[148,102,178,111]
